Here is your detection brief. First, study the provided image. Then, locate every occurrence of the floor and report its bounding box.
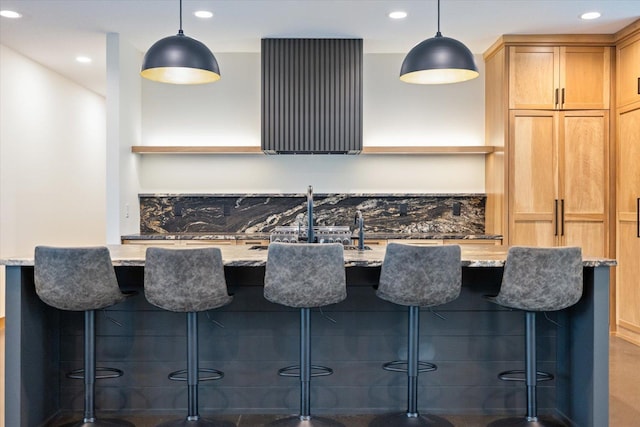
[0,324,638,427]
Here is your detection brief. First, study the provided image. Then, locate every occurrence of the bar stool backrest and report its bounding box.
[144,247,232,312]
[34,246,125,311]
[495,246,583,312]
[377,243,462,307]
[264,242,346,308]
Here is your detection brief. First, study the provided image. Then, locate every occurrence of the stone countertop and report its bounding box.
[120,233,503,241]
[356,233,503,240]
[1,244,616,268]
[121,233,273,241]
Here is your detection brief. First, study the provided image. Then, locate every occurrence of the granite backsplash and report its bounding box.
[139,194,486,235]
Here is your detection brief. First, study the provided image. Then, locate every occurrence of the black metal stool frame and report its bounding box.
[487,311,561,427]
[369,306,454,427]
[267,308,344,427]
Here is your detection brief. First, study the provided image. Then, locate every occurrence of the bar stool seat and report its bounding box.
[370,243,462,427]
[34,246,135,427]
[487,246,583,427]
[144,247,235,427]
[263,242,347,427]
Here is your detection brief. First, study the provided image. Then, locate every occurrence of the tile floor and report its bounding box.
[1,325,638,427]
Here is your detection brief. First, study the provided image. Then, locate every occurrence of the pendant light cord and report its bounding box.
[178,0,184,35]
[436,0,442,37]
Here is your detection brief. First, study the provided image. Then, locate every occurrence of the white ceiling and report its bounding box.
[1,0,638,96]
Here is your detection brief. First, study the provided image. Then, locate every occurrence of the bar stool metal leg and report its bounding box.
[300,307,311,420]
[369,307,454,427]
[267,308,345,427]
[59,310,135,427]
[157,312,235,427]
[488,312,566,427]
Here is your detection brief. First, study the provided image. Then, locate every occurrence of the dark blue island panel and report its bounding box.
[5,263,609,427]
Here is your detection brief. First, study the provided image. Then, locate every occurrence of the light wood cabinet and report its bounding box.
[236,239,270,246]
[616,103,640,345]
[361,239,388,247]
[443,239,501,246]
[617,30,640,108]
[387,239,442,246]
[508,110,609,257]
[485,36,612,252]
[508,46,610,110]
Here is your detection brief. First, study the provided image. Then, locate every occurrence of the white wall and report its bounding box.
[138,52,486,194]
[106,33,142,243]
[0,45,107,317]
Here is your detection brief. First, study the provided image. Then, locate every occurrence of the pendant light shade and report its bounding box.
[141,0,220,84]
[400,0,478,84]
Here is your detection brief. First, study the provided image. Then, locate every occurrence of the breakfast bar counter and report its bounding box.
[2,245,614,427]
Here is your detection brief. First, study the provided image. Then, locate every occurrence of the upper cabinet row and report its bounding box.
[508,45,610,110]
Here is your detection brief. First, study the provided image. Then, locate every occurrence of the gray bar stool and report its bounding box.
[144,247,235,427]
[370,243,462,427]
[263,242,347,427]
[34,246,135,427]
[487,246,583,427]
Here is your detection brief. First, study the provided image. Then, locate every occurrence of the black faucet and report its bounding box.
[307,185,315,243]
[355,210,364,250]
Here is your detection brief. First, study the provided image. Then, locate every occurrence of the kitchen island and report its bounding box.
[2,245,613,427]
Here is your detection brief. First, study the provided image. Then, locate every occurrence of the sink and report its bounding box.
[249,245,371,251]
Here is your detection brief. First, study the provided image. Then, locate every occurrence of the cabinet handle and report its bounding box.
[561,199,565,236]
[561,88,565,108]
[637,77,640,95]
[554,199,559,236]
[637,198,639,238]
[555,88,559,108]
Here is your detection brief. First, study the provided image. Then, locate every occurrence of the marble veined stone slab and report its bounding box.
[139,194,486,235]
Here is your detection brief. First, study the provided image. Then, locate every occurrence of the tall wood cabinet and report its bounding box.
[509,110,609,257]
[484,36,612,258]
[615,21,640,345]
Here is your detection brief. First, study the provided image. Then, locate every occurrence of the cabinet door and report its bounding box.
[617,221,640,343]
[560,111,609,257]
[617,105,640,342]
[617,36,640,108]
[509,111,558,246]
[509,46,559,109]
[560,46,610,110]
[618,106,640,217]
[508,46,610,110]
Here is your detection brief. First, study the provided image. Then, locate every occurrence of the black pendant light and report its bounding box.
[400,0,479,84]
[141,0,220,84]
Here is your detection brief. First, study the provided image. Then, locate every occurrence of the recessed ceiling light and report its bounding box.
[580,11,602,20]
[389,11,408,20]
[0,10,22,18]
[194,10,213,19]
[76,56,92,64]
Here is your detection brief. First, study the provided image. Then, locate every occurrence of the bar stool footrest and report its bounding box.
[66,367,123,380]
[498,369,554,382]
[168,368,224,382]
[278,364,333,378]
[382,360,437,374]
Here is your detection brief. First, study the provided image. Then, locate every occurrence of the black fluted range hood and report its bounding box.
[261,38,363,154]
